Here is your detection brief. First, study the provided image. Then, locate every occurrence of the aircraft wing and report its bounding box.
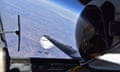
[40,35,81,59]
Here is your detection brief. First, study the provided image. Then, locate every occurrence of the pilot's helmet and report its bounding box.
[75,7,106,59]
[75,2,114,59]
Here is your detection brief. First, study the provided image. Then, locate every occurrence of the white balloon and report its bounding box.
[40,36,54,49]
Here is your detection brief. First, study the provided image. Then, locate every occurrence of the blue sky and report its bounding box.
[49,0,83,14]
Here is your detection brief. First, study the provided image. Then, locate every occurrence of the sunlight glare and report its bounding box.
[97,53,120,65]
